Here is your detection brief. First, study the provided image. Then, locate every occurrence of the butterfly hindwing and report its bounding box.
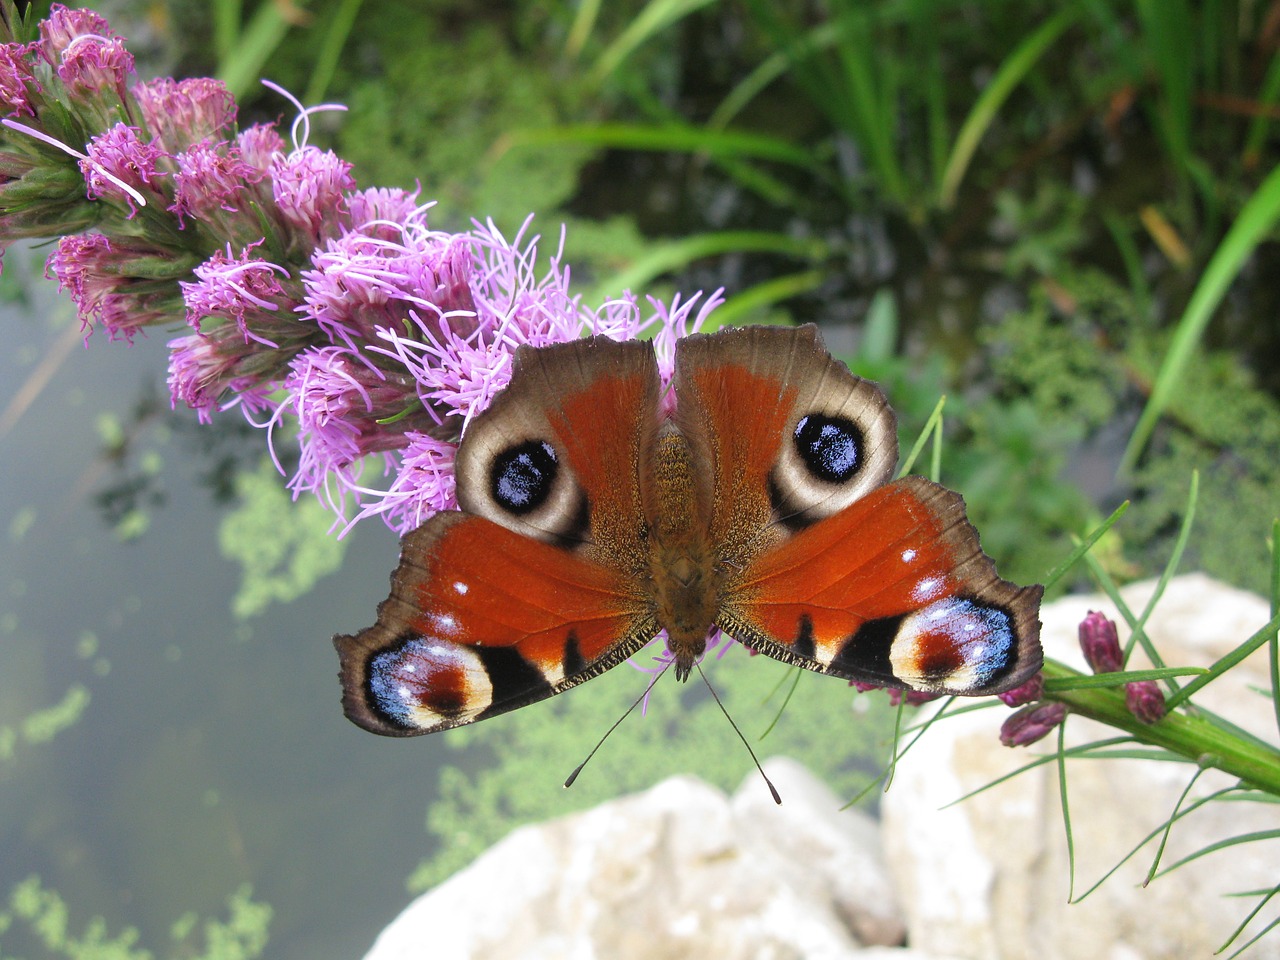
[719,475,1043,695]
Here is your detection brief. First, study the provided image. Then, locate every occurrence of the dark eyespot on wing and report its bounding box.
[794,413,863,483]
[491,440,558,514]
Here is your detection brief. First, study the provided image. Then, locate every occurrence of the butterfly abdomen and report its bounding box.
[645,431,722,679]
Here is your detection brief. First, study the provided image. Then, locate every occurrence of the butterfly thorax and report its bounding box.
[646,431,722,680]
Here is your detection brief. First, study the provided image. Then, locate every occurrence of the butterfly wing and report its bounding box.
[721,476,1043,694]
[672,324,1042,695]
[335,335,664,735]
[335,512,658,735]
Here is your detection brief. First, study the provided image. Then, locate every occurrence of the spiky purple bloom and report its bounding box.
[0,42,38,117]
[181,242,288,345]
[81,123,165,215]
[167,328,277,423]
[55,33,133,106]
[169,139,262,228]
[1079,610,1124,675]
[37,4,114,60]
[236,124,285,174]
[132,76,237,152]
[271,145,354,244]
[47,232,184,342]
[1000,701,1067,747]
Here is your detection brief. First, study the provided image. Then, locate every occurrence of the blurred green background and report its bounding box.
[2,0,1279,956]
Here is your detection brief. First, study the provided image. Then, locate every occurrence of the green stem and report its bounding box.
[1041,659,1280,796]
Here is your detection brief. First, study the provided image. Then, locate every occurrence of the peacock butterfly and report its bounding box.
[334,324,1043,736]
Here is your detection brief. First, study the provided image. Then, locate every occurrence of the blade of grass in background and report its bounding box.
[216,0,311,100]
[589,0,718,84]
[938,8,1077,210]
[1120,163,1280,472]
[493,123,825,173]
[302,0,365,105]
[585,230,826,303]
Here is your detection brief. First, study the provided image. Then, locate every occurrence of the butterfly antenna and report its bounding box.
[564,661,672,790]
[695,660,781,805]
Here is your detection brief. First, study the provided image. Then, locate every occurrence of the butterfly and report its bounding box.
[334,324,1043,736]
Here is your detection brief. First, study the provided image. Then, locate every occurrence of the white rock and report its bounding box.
[880,573,1280,960]
[364,758,905,960]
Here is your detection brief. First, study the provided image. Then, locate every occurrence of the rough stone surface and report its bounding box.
[880,573,1280,960]
[364,758,907,960]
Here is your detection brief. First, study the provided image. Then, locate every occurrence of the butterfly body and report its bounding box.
[335,325,1043,736]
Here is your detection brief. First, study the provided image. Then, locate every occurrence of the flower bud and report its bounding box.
[1000,701,1067,747]
[1125,680,1166,725]
[1079,610,1123,674]
[997,672,1044,707]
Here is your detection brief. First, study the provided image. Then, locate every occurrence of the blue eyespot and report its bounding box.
[491,440,557,514]
[794,414,861,483]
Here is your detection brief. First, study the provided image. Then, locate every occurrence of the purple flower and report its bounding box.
[271,145,354,244]
[180,243,288,345]
[38,5,114,61]
[169,139,263,230]
[81,123,166,215]
[887,688,944,707]
[1125,680,1166,725]
[167,329,276,423]
[47,232,185,342]
[57,34,133,104]
[132,77,237,153]
[998,672,1044,707]
[1079,610,1124,675]
[236,124,285,174]
[0,42,39,117]
[349,432,459,534]
[1000,701,1067,747]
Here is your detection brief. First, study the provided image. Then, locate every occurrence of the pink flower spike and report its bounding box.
[348,433,460,535]
[3,118,147,209]
[133,77,237,152]
[0,43,39,118]
[57,33,134,103]
[82,124,165,215]
[38,5,115,61]
[271,145,355,243]
[181,243,288,344]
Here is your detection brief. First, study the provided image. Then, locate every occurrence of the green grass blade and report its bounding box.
[1120,163,1280,472]
[1270,519,1279,740]
[590,0,717,83]
[1043,666,1207,692]
[592,230,825,299]
[1058,723,1077,900]
[1144,767,1205,885]
[497,123,825,172]
[302,0,364,105]
[1153,829,1280,879]
[706,271,825,328]
[938,8,1077,210]
[1042,501,1130,589]
[216,0,307,100]
[1165,610,1280,711]
[897,396,946,478]
[565,0,603,59]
